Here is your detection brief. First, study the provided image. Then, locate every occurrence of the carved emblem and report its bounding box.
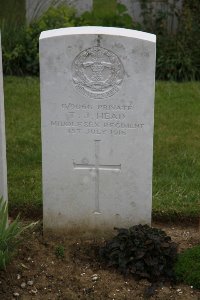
[72,46,124,99]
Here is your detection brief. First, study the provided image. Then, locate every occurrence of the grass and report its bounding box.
[153,82,200,220]
[4,77,42,216]
[3,77,200,219]
[175,245,200,288]
[0,197,36,270]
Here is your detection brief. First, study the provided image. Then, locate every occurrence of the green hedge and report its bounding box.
[0,0,25,24]
[2,5,77,76]
[156,0,200,80]
[1,0,200,80]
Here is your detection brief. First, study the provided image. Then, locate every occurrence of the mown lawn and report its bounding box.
[4,77,41,216]
[4,77,200,219]
[153,81,200,220]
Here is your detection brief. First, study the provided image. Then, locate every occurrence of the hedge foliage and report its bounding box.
[1,0,200,80]
[2,5,77,76]
[156,0,200,81]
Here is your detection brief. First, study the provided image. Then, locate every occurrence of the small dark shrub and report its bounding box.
[100,224,177,282]
[175,245,200,288]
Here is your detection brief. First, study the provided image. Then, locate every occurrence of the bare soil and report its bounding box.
[0,222,200,300]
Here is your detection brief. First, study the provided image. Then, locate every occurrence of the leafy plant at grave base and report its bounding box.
[100,224,177,283]
[0,197,37,270]
[55,245,65,259]
[175,245,200,289]
[2,5,78,76]
[79,0,136,29]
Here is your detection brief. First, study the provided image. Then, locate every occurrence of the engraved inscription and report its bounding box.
[50,101,144,136]
[73,140,121,213]
[72,47,124,99]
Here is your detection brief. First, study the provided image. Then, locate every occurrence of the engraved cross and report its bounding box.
[73,140,121,213]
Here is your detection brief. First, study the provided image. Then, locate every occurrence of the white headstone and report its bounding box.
[0,33,8,201]
[40,27,156,234]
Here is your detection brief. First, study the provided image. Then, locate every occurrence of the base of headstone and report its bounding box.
[43,218,151,237]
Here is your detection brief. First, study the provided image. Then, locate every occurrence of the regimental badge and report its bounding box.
[72,46,124,99]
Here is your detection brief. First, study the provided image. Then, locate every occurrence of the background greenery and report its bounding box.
[4,78,200,219]
[0,0,25,24]
[1,0,200,81]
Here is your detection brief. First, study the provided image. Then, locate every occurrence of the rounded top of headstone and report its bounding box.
[39,26,156,43]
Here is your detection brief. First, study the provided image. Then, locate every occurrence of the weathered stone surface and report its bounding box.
[40,27,156,234]
[0,33,8,201]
